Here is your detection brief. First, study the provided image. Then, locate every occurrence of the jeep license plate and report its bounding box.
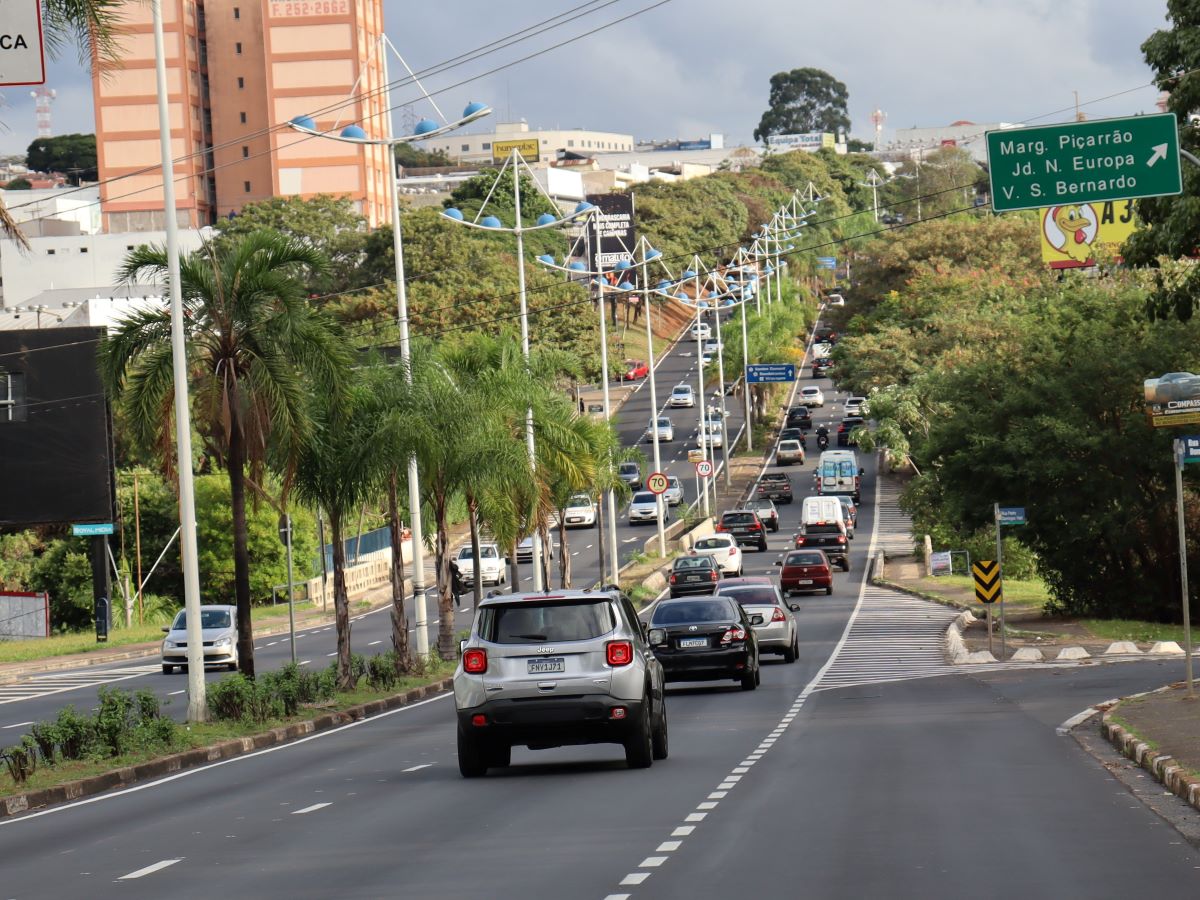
[527,658,565,674]
[679,637,707,649]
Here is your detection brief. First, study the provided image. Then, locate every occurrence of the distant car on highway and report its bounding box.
[562,493,598,528]
[453,543,506,588]
[777,439,805,466]
[838,416,865,447]
[670,384,696,408]
[779,426,807,447]
[786,406,813,431]
[777,549,834,595]
[668,555,721,597]
[716,509,769,551]
[800,386,825,408]
[697,421,724,448]
[664,476,685,506]
[646,416,674,442]
[741,498,780,532]
[516,534,554,562]
[756,472,793,504]
[844,396,868,417]
[618,461,642,490]
[690,322,712,341]
[161,605,238,673]
[453,588,667,776]
[689,533,742,576]
[628,490,666,525]
[717,578,800,661]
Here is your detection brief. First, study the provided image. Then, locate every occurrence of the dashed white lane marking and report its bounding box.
[326,652,337,658]
[299,660,312,666]
[291,802,332,815]
[606,448,882,898]
[2,721,33,729]
[369,640,382,646]
[118,858,182,880]
[401,763,433,773]
[168,690,185,696]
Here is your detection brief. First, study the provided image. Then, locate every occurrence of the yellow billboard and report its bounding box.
[492,138,540,163]
[1039,199,1136,269]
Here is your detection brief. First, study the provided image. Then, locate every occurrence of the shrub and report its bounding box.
[1,737,38,784]
[366,652,399,691]
[54,705,98,761]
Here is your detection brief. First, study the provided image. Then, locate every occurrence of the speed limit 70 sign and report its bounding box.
[695,460,714,478]
[646,472,670,494]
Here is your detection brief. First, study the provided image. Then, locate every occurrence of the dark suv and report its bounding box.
[756,472,793,504]
[716,510,769,551]
[786,406,813,431]
[454,589,668,776]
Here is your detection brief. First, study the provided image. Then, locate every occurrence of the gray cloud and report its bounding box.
[0,0,1168,160]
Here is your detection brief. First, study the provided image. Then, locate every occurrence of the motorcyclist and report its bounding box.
[815,423,830,450]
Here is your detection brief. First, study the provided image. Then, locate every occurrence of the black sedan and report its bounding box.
[668,555,721,597]
[647,596,761,690]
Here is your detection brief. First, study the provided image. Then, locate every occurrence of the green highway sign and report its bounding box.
[986,113,1182,212]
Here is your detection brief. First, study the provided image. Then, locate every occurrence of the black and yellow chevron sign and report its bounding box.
[972,560,1002,604]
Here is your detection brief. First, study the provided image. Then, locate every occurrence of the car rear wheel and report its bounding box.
[842,558,851,572]
[458,724,489,778]
[740,666,758,691]
[825,585,833,595]
[624,699,654,769]
[783,636,797,664]
[771,521,780,532]
[651,698,669,760]
[162,665,174,674]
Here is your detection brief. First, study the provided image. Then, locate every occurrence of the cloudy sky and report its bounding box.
[0,0,1172,157]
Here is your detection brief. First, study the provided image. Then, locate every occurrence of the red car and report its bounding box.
[623,359,650,381]
[777,549,833,595]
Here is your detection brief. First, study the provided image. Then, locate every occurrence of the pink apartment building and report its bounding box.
[93,0,392,232]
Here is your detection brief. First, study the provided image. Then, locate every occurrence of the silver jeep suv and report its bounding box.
[454,589,668,777]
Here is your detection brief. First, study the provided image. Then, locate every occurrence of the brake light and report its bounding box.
[729,547,738,555]
[749,523,761,531]
[670,573,677,584]
[771,608,787,623]
[710,570,719,581]
[471,714,488,727]
[795,535,807,546]
[715,523,728,532]
[607,640,634,666]
[463,648,488,674]
[838,535,847,544]
[721,625,747,644]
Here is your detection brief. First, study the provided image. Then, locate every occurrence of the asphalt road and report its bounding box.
[4,330,1200,897]
[0,310,748,731]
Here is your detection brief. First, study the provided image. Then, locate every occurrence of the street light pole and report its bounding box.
[151,0,206,721]
[692,263,711,518]
[637,240,668,556]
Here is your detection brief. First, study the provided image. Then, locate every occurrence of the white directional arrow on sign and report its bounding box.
[1147,143,1168,167]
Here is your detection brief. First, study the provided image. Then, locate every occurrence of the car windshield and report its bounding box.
[802,388,819,395]
[481,600,615,644]
[694,537,732,550]
[651,599,735,626]
[787,552,826,566]
[720,587,781,606]
[632,492,655,504]
[567,496,591,508]
[172,609,231,630]
[620,463,639,474]
[672,387,690,395]
[459,546,498,559]
[657,418,671,427]
[668,477,682,488]
[673,556,714,570]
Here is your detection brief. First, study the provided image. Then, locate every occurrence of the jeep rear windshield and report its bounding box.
[721,513,756,524]
[480,600,615,644]
[651,599,735,626]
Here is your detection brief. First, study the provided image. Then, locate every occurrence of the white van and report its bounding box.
[817,450,862,503]
[801,496,845,530]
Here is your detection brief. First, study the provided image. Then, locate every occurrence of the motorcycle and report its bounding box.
[816,431,830,451]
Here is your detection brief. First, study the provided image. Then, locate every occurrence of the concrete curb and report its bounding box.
[0,676,454,820]
[944,609,977,664]
[1101,686,1200,816]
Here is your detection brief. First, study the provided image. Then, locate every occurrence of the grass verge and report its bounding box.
[1082,619,1191,645]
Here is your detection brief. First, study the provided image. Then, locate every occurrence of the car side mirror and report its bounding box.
[774,559,783,566]
[161,625,170,633]
[749,614,764,626]
[788,603,801,611]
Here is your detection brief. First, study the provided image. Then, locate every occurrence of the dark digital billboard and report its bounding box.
[0,327,115,527]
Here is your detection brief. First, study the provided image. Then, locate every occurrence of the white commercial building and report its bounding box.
[422,121,635,165]
[0,185,103,237]
[0,228,211,308]
[888,121,1025,162]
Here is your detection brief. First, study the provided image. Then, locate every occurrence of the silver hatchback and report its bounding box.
[454,590,668,776]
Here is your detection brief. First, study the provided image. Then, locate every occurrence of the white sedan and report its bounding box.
[452,543,505,587]
[690,322,712,341]
[689,534,742,576]
[646,416,674,442]
[562,494,597,528]
[670,384,696,407]
[800,386,825,407]
[697,421,724,448]
[844,396,869,417]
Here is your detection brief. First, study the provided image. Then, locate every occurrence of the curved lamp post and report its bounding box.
[288,79,490,657]
[442,148,594,591]
[538,236,673,559]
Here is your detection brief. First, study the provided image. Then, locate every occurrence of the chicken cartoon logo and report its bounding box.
[1042,204,1099,265]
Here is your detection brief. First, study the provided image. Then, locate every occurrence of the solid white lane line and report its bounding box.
[291,802,332,815]
[2,721,33,729]
[168,690,185,696]
[118,858,183,879]
[401,764,433,773]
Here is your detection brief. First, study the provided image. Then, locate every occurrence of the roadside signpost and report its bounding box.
[930,551,952,576]
[0,0,47,86]
[986,113,1182,213]
[992,503,1026,658]
[1173,437,1199,696]
[687,449,705,463]
[973,559,1002,656]
[998,507,1026,525]
[816,256,837,269]
[1145,372,1200,427]
[72,523,114,536]
[746,363,796,384]
[646,472,669,495]
[695,460,714,478]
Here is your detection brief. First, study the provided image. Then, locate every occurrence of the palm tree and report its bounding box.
[290,376,376,688]
[99,232,349,677]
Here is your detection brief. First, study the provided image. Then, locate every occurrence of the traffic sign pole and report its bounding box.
[1174,440,1195,697]
[994,503,1006,660]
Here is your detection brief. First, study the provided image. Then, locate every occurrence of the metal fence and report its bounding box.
[0,591,50,639]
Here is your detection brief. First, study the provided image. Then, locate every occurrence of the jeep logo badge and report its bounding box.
[535,646,556,654]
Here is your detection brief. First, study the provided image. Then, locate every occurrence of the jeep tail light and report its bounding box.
[771,608,787,623]
[729,547,738,555]
[607,640,634,666]
[471,714,488,727]
[463,648,488,674]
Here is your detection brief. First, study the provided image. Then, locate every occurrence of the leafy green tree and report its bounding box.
[753,68,851,144]
[25,134,97,182]
[3,178,32,190]
[29,539,94,631]
[99,232,349,677]
[0,532,39,592]
[880,147,985,222]
[1123,0,1200,319]
[394,143,452,169]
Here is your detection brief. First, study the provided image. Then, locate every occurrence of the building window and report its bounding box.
[242,146,249,158]
[237,76,245,89]
[461,143,469,152]
[541,139,548,145]
[568,140,575,147]
[240,112,247,124]
[0,372,25,423]
[234,6,240,18]
[46,249,55,255]
[481,142,491,150]
[244,181,251,192]
[236,42,242,54]
[80,247,88,254]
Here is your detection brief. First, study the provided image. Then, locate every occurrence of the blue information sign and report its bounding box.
[746,364,796,384]
[816,256,837,269]
[72,523,114,536]
[998,507,1026,526]
[1178,435,1200,465]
